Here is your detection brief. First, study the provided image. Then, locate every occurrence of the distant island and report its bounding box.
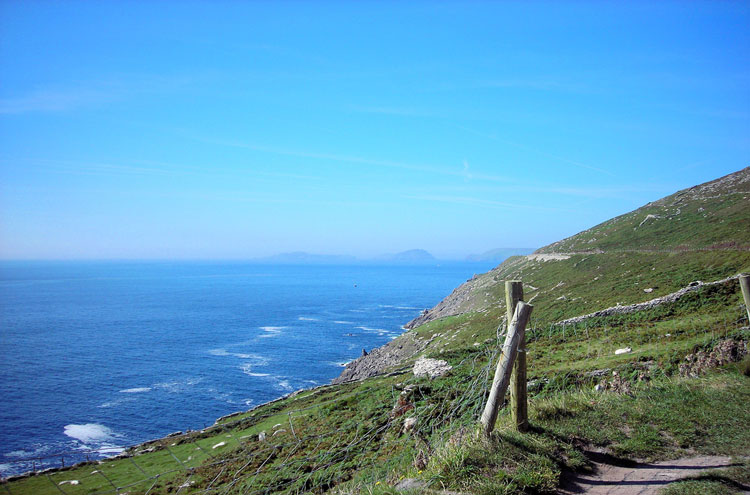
[253,248,536,264]
[254,249,438,264]
[375,249,436,263]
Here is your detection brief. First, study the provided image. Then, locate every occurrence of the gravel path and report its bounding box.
[558,453,747,495]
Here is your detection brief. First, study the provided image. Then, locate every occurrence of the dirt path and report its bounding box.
[558,452,746,495]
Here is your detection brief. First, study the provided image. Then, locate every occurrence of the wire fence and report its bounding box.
[3,278,747,494]
[0,344,501,495]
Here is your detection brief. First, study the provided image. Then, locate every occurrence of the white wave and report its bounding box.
[5,450,31,458]
[298,316,319,321]
[273,378,294,392]
[356,326,389,335]
[396,306,420,310]
[64,424,115,443]
[239,363,271,377]
[348,309,366,313]
[153,377,204,394]
[210,348,266,359]
[96,444,124,455]
[119,387,151,394]
[333,320,354,325]
[99,395,137,408]
[327,361,352,367]
[258,326,284,338]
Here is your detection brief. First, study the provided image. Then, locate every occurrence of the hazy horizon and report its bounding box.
[1,2,748,260]
[0,247,537,262]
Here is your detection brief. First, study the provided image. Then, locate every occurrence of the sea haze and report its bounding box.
[0,260,496,475]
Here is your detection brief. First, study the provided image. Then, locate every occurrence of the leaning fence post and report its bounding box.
[507,281,529,432]
[481,301,533,437]
[740,274,750,323]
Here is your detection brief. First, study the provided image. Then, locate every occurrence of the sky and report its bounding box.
[0,1,748,260]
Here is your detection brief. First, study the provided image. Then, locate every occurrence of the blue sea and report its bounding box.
[0,260,495,476]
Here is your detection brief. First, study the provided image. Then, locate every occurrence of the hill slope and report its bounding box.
[6,168,750,495]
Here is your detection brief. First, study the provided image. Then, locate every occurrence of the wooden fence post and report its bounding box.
[507,281,529,432]
[740,274,750,323]
[480,301,533,437]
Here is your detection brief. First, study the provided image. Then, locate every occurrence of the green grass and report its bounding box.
[5,169,750,494]
[659,459,750,495]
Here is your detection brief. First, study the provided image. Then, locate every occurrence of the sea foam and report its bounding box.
[119,387,151,393]
[63,424,115,444]
[258,326,284,338]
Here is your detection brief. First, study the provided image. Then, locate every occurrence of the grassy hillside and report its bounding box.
[4,168,750,495]
[539,166,750,253]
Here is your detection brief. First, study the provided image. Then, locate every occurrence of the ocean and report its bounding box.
[0,260,495,476]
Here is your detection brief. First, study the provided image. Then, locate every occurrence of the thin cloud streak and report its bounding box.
[0,74,207,115]
[405,194,578,213]
[197,137,513,183]
[456,125,616,177]
[3,157,323,182]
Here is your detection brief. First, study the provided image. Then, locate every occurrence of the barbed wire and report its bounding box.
[3,285,746,495]
[1,345,501,495]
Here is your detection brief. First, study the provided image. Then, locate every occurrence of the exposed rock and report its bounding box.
[391,385,416,418]
[637,214,661,228]
[527,253,572,261]
[413,358,452,379]
[332,332,425,384]
[614,347,632,355]
[396,478,427,491]
[258,431,266,442]
[679,339,747,377]
[556,275,740,326]
[361,348,368,357]
[584,369,611,378]
[402,417,417,434]
[413,450,429,470]
[596,371,633,395]
[212,442,226,449]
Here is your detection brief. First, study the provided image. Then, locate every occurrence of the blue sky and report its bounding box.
[1,1,748,260]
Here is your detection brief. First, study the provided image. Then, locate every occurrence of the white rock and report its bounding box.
[258,431,266,442]
[615,347,632,355]
[272,429,286,436]
[212,441,226,449]
[403,417,417,433]
[644,288,654,293]
[413,357,453,379]
[59,480,79,486]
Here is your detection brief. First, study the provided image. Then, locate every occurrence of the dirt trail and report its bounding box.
[558,453,748,495]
